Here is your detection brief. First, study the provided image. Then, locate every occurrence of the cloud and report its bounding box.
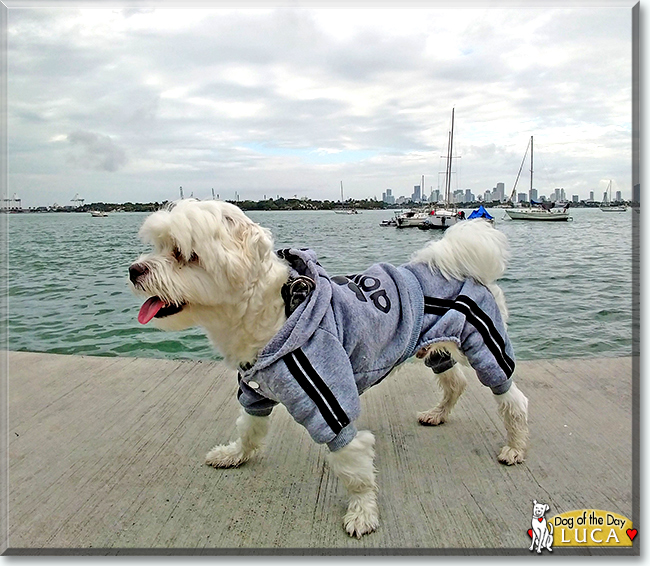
[67,130,127,172]
[6,6,634,207]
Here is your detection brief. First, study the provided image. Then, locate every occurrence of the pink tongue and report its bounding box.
[138,297,165,325]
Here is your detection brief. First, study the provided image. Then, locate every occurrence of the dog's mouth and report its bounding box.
[138,297,185,324]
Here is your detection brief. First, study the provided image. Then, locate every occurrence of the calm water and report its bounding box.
[6,208,633,362]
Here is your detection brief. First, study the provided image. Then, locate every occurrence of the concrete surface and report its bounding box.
[5,352,637,554]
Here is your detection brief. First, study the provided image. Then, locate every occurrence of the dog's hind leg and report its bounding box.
[494,382,529,465]
[327,430,379,538]
[417,350,468,426]
[205,409,270,468]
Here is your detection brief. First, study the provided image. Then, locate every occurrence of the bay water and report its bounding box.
[6,207,633,362]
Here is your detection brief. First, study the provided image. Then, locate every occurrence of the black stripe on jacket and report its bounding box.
[423,295,515,378]
[283,350,350,435]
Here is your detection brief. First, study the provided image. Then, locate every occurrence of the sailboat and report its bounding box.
[425,108,463,229]
[600,180,627,212]
[505,137,571,221]
[398,108,463,229]
[334,181,360,214]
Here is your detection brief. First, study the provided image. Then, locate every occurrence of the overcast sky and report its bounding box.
[8,3,635,207]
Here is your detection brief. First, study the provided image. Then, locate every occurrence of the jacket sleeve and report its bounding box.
[258,328,361,451]
[456,292,515,395]
[237,374,278,417]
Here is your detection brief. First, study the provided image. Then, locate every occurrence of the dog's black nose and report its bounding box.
[129,262,149,283]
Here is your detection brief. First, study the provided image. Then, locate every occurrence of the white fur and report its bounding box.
[130,199,289,366]
[494,382,529,465]
[327,431,379,538]
[205,409,270,468]
[130,203,529,538]
[417,360,468,426]
[411,218,510,286]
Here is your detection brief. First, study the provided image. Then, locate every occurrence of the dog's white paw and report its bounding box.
[205,441,251,468]
[417,408,447,426]
[498,445,525,465]
[343,501,379,538]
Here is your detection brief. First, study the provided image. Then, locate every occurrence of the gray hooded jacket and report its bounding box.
[237,248,514,451]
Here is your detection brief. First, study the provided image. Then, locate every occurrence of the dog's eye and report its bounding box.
[171,246,198,265]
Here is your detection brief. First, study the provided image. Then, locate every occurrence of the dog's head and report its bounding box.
[532,500,550,519]
[129,199,275,330]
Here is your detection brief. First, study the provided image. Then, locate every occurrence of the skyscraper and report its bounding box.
[382,188,395,204]
[495,183,505,202]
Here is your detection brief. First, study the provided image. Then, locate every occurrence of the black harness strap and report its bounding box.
[281,275,315,318]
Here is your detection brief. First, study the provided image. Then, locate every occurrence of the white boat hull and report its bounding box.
[397,209,463,229]
[423,212,461,229]
[505,209,570,221]
[395,213,429,227]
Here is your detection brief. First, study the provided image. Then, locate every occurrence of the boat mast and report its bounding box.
[444,131,452,205]
[340,181,344,203]
[445,108,455,206]
[608,180,612,203]
[509,136,532,203]
[530,136,534,197]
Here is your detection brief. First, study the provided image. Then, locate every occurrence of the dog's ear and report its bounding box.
[241,222,274,263]
[223,215,273,263]
[220,214,275,286]
[533,500,537,506]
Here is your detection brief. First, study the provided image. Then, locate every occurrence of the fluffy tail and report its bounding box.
[411,219,510,286]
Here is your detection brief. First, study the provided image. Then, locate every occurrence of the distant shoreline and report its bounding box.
[2,197,629,214]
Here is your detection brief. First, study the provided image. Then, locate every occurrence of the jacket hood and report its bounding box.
[242,248,329,376]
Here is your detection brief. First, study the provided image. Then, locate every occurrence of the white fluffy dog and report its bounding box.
[129,199,529,538]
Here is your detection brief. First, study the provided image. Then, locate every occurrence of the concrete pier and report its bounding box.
[5,352,636,554]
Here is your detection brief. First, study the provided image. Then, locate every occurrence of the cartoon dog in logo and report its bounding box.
[529,500,554,553]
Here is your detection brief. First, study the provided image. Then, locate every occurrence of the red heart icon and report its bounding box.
[627,529,637,541]
[538,517,544,522]
[527,529,533,538]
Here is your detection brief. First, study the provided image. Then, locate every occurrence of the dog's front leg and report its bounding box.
[205,409,270,468]
[327,430,379,538]
[494,382,529,465]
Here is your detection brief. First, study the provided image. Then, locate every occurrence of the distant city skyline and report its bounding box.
[8,4,634,208]
[3,179,628,212]
[3,175,633,209]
